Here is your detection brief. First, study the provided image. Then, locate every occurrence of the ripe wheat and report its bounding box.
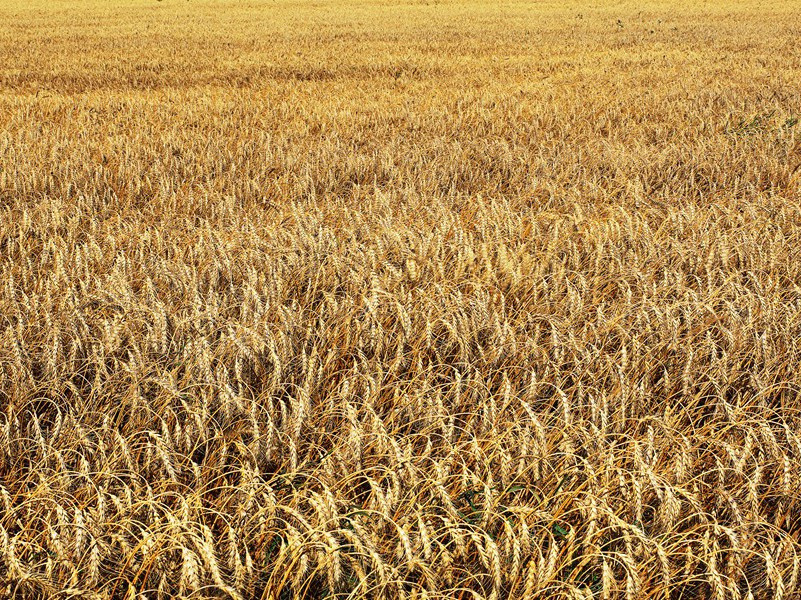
[1,0,801,598]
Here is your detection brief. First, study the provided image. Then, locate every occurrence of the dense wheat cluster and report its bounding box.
[2,0,801,598]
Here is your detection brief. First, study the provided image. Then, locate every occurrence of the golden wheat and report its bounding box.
[1,0,801,598]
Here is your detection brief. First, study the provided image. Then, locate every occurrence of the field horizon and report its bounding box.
[1,1,800,598]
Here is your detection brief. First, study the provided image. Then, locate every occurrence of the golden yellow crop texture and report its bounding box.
[1,0,801,598]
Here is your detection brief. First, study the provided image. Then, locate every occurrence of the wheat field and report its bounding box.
[1,0,801,598]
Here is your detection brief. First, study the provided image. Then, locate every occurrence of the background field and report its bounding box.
[1,1,801,598]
